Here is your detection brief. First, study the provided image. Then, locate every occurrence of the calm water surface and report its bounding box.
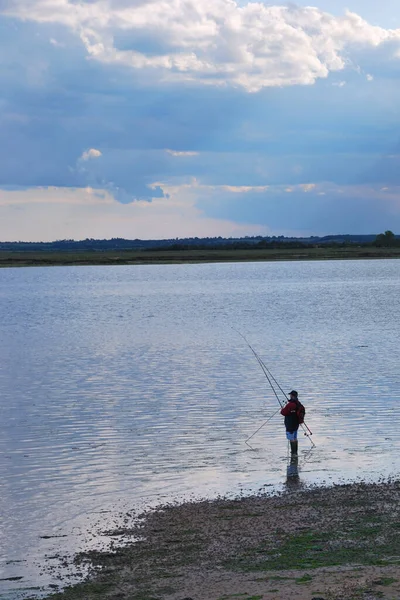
[0,260,399,597]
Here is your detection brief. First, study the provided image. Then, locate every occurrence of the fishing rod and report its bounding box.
[233,328,285,408]
[233,328,315,447]
[245,408,281,448]
[255,349,314,438]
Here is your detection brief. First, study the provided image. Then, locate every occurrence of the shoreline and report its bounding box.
[37,477,400,600]
[2,246,400,268]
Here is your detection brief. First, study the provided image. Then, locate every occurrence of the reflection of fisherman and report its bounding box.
[280,390,301,456]
[286,455,300,483]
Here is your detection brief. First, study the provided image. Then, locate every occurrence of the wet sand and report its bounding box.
[41,476,400,600]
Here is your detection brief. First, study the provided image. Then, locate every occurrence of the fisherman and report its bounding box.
[280,390,304,456]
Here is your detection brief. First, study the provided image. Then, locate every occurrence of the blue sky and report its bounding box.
[1,0,400,240]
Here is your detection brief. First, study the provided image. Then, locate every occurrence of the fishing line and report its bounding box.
[247,348,314,441]
[233,328,316,448]
[232,328,285,408]
[245,408,281,448]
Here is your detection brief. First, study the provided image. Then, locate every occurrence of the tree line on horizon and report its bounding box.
[0,231,398,252]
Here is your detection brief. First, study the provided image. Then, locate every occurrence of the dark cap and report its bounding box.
[289,390,298,397]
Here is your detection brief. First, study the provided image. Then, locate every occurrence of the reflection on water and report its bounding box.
[286,455,300,485]
[0,260,399,596]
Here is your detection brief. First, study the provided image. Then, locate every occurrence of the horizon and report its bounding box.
[1,0,400,240]
[0,232,390,245]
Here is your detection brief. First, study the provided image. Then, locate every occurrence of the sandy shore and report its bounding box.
[41,477,400,600]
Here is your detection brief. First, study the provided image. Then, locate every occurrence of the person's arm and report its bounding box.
[280,402,294,416]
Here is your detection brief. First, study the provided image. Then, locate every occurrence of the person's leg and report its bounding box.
[290,430,298,455]
[286,430,296,454]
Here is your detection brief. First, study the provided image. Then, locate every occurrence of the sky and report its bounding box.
[1,0,400,241]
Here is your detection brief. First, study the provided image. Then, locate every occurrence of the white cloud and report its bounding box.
[165,149,199,157]
[2,181,400,241]
[2,1,400,91]
[157,180,400,206]
[153,179,269,196]
[80,148,102,161]
[219,185,268,193]
[49,37,64,47]
[301,183,316,192]
[0,185,270,241]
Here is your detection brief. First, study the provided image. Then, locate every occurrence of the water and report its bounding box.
[0,260,399,597]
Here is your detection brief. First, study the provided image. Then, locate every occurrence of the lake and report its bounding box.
[1,259,399,597]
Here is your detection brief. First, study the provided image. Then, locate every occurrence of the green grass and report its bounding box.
[2,245,400,268]
[295,573,313,584]
[225,518,400,573]
[372,577,398,586]
[217,595,251,599]
[218,596,263,600]
[253,576,292,582]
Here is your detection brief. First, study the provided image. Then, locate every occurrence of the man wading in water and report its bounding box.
[280,390,305,456]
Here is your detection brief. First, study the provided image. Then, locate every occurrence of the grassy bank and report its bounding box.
[2,246,400,268]
[34,479,400,600]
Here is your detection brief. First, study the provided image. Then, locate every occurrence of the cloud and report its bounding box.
[165,149,199,157]
[2,2,400,91]
[2,179,400,242]
[0,185,270,241]
[0,186,108,206]
[1,3,400,239]
[49,37,65,47]
[301,184,317,192]
[219,185,269,193]
[182,180,400,234]
[74,148,166,203]
[80,148,102,161]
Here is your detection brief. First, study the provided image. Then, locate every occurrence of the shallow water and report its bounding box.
[0,260,399,597]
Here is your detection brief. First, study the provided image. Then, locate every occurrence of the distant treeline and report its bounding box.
[1,232,399,252]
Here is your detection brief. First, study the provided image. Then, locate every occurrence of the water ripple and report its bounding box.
[0,260,399,596]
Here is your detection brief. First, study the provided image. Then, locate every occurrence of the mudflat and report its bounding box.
[40,478,400,600]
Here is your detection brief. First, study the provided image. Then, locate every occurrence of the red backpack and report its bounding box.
[296,401,306,424]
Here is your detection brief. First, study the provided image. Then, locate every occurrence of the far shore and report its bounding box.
[37,476,400,600]
[2,245,400,268]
